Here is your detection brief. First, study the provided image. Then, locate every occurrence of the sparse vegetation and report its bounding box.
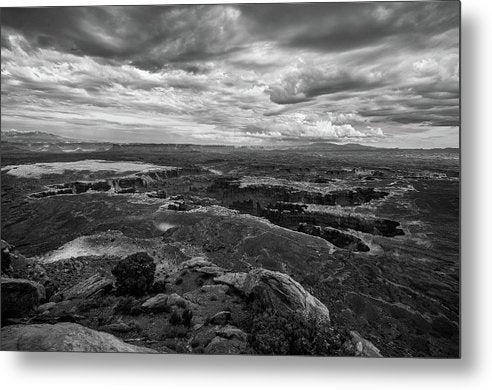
[112,252,156,296]
[169,308,193,327]
[162,325,189,339]
[249,309,348,356]
[151,279,167,293]
[78,295,114,312]
[114,296,143,315]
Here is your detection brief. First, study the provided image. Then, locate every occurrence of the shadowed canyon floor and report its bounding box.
[1,143,459,356]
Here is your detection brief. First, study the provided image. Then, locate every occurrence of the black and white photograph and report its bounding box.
[1,1,461,359]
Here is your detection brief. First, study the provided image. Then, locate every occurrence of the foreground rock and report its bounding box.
[345,331,382,357]
[51,274,113,302]
[1,322,157,353]
[213,272,248,291]
[142,293,169,311]
[204,336,248,354]
[1,277,46,319]
[2,240,55,298]
[192,324,250,354]
[240,269,331,322]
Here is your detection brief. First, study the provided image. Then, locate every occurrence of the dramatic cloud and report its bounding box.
[1,2,460,147]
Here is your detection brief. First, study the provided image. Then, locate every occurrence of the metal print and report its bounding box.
[0,2,460,357]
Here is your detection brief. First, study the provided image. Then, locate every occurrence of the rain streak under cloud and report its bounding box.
[1,2,460,148]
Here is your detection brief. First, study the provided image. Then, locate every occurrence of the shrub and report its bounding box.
[194,346,205,354]
[181,308,193,326]
[190,339,200,348]
[168,308,193,327]
[78,296,113,312]
[175,299,187,309]
[249,309,347,356]
[1,246,11,274]
[151,279,167,294]
[169,310,182,326]
[162,325,189,339]
[114,296,142,315]
[112,252,156,296]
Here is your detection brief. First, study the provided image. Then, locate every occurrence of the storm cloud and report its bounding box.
[1,2,460,147]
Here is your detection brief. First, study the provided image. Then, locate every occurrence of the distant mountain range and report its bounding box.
[0,130,113,153]
[1,129,75,143]
[286,142,458,152]
[289,142,379,151]
[0,130,458,152]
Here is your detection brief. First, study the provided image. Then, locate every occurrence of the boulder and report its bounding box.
[199,284,229,295]
[2,241,53,297]
[204,336,248,355]
[37,302,57,313]
[141,293,169,311]
[1,277,45,319]
[1,322,157,353]
[52,274,113,301]
[167,293,191,308]
[346,331,382,357]
[179,257,213,269]
[192,326,219,348]
[184,284,229,306]
[213,272,248,291]
[101,322,133,333]
[215,325,248,342]
[243,269,330,323]
[208,311,232,326]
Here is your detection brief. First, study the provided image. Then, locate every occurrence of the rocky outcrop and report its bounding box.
[51,274,113,302]
[204,336,248,354]
[207,178,402,241]
[167,293,192,308]
[28,167,204,198]
[209,178,389,209]
[215,324,248,342]
[344,331,382,357]
[1,277,45,320]
[29,177,141,198]
[227,269,331,323]
[192,324,249,354]
[297,223,370,251]
[141,292,193,312]
[213,272,248,291]
[1,322,157,353]
[1,240,54,298]
[141,293,170,311]
[1,238,385,356]
[208,311,232,326]
[314,212,405,237]
[260,206,404,237]
[179,257,213,269]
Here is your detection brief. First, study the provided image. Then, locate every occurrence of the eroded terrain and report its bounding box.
[1,144,459,356]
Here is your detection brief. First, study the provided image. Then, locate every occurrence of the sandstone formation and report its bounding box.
[1,322,157,353]
[241,269,331,323]
[51,274,114,302]
[28,167,205,198]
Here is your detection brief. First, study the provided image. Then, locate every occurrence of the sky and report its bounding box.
[1,2,460,148]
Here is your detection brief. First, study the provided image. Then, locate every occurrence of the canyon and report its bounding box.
[1,142,460,357]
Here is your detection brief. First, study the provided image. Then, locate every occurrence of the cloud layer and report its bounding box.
[1,2,460,147]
